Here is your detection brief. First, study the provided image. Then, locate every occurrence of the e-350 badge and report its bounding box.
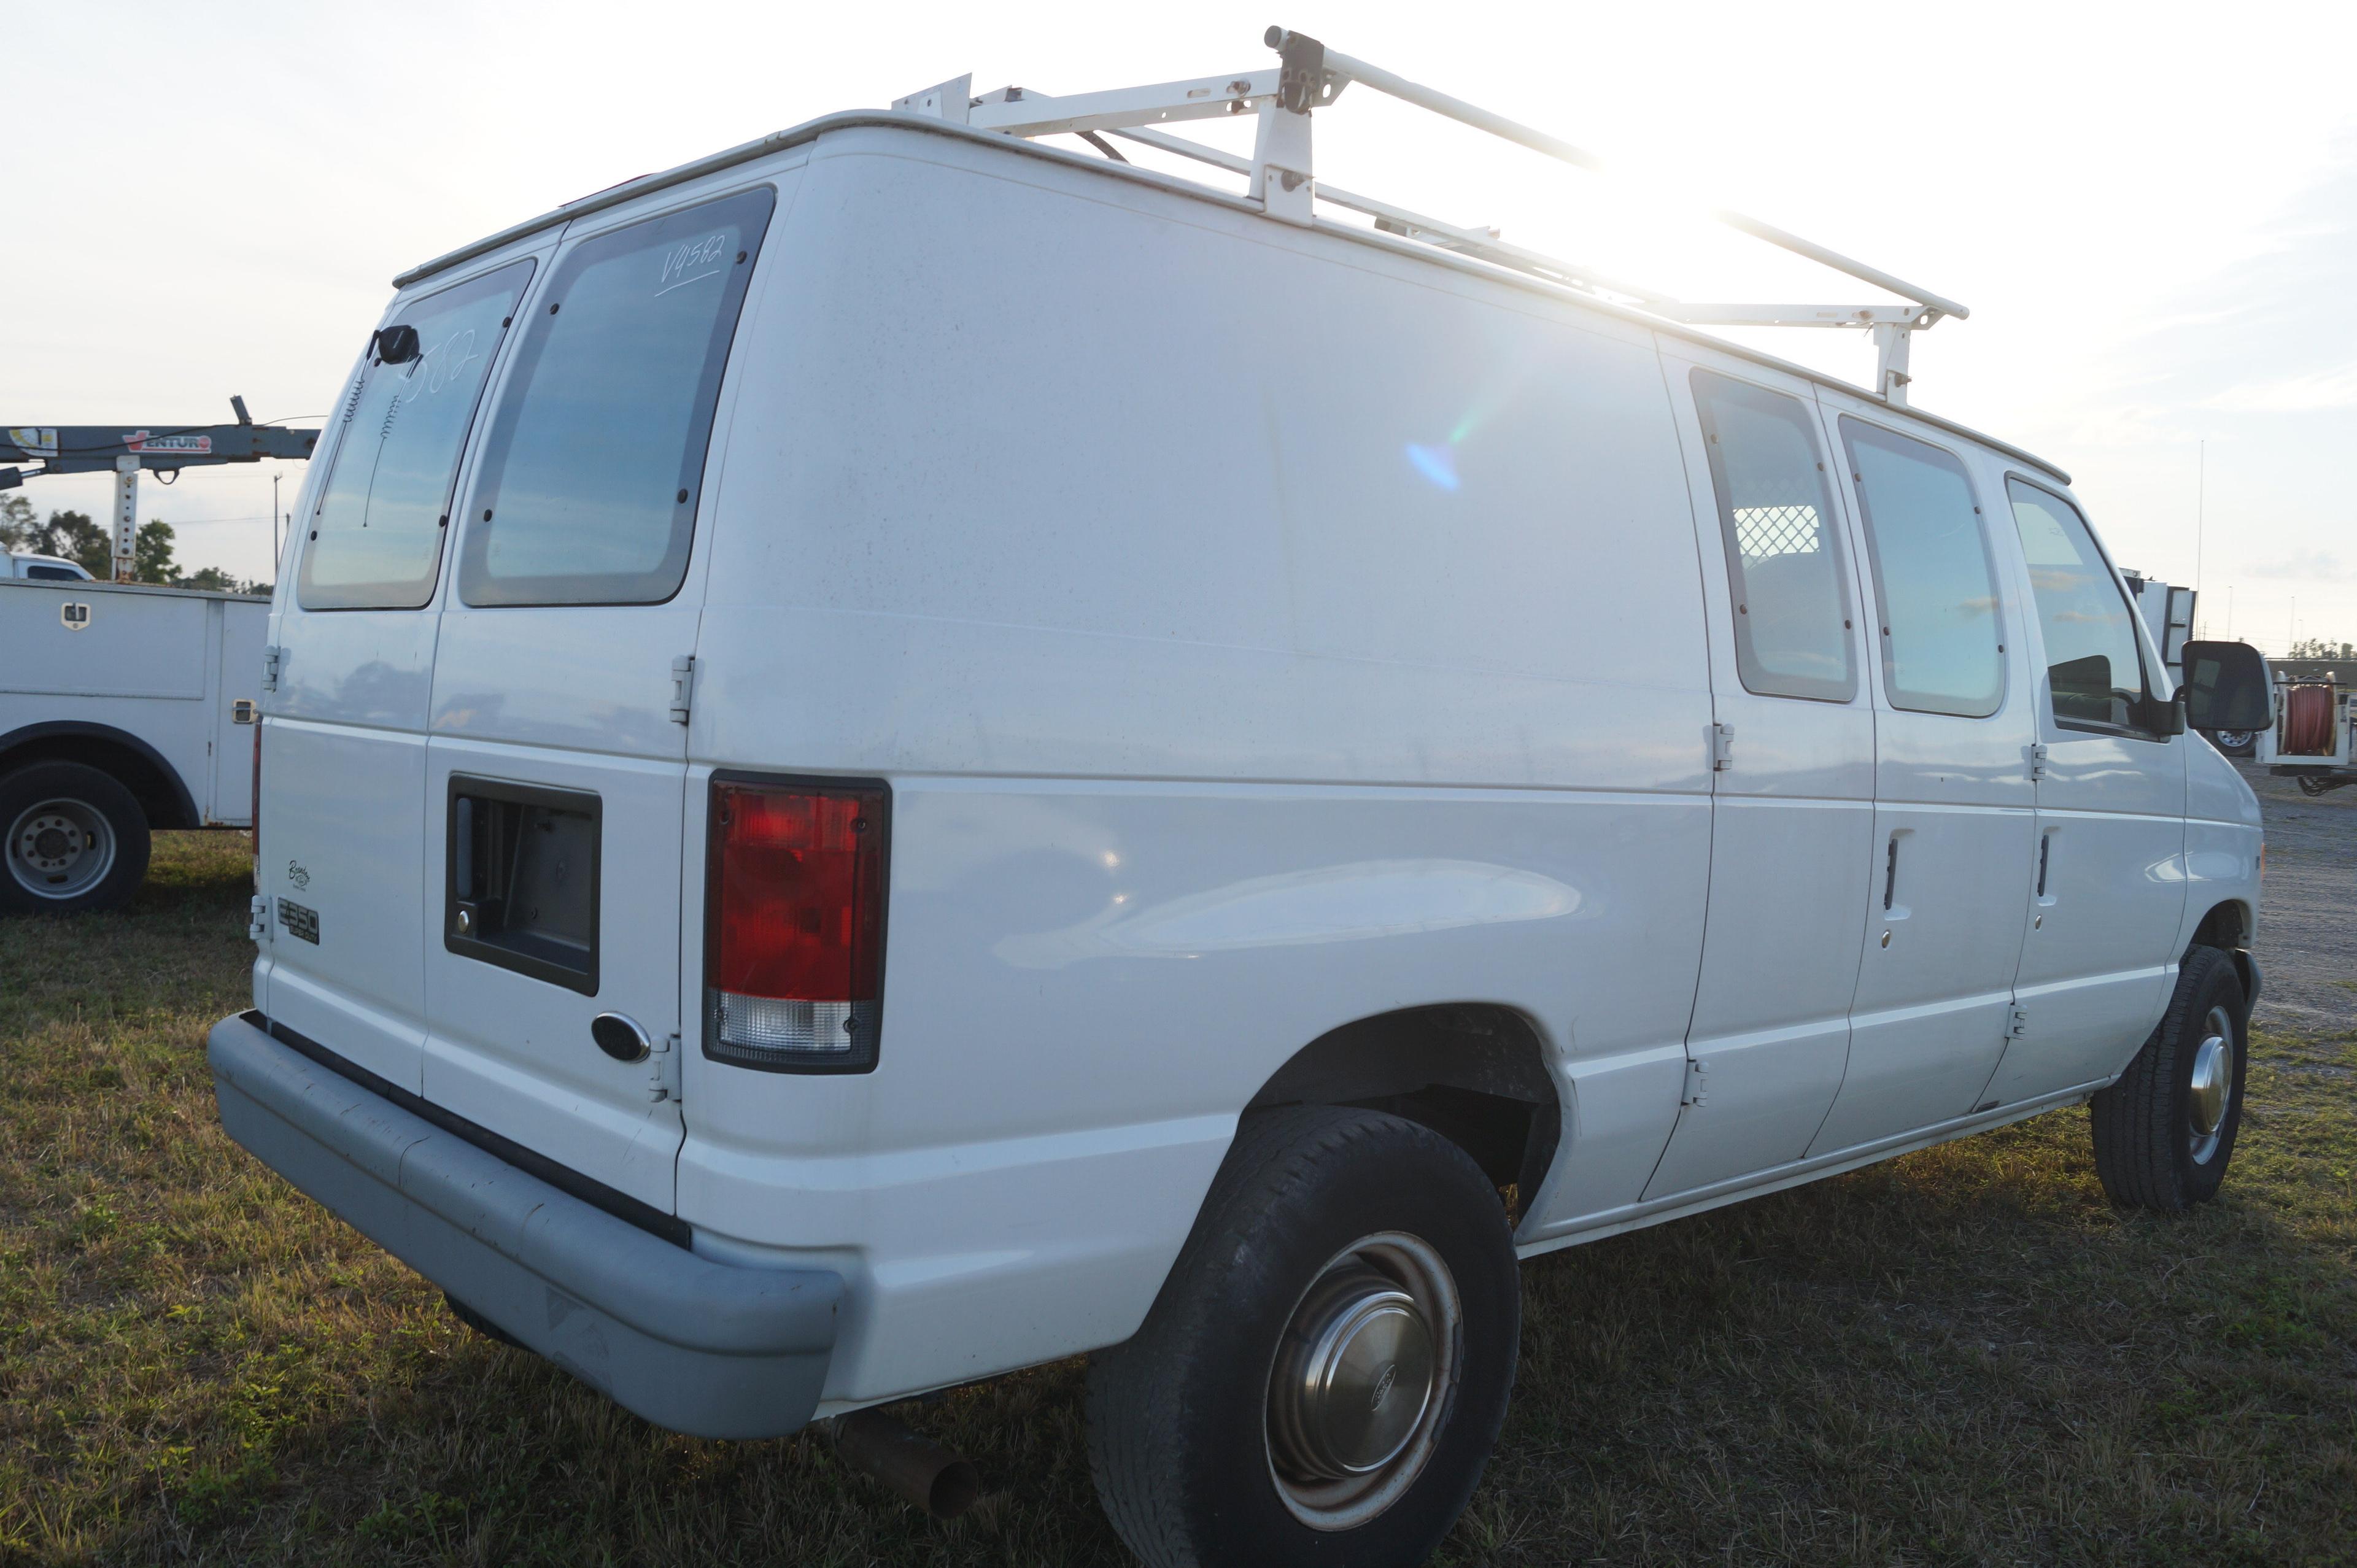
[277,898,319,944]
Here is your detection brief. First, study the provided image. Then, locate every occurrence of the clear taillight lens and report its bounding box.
[706,778,887,1072]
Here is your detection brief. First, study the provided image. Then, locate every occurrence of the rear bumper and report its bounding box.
[206,1011,842,1439]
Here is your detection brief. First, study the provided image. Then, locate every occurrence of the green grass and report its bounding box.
[3,833,2352,1565]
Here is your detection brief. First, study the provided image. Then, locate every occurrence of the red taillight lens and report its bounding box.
[706,778,886,1072]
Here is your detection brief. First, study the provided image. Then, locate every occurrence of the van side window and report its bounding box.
[2007,477,2151,730]
[459,187,776,608]
[1690,370,1856,702]
[298,258,535,610]
[1840,418,2005,719]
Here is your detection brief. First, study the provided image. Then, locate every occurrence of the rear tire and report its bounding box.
[2089,946,2248,1210]
[1085,1105,1519,1568]
[0,761,151,916]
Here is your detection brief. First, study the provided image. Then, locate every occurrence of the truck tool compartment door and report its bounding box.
[423,185,775,1211]
[263,255,538,1089]
[207,597,266,825]
[1810,406,2037,1154]
[1981,477,2187,1103]
[1646,360,1873,1199]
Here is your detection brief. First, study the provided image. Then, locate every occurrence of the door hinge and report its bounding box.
[1681,1057,1710,1108]
[1709,722,1735,773]
[668,655,695,725]
[247,893,270,943]
[2008,1006,2030,1038]
[648,1032,683,1104]
[2027,743,2048,781]
[260,644,282,693]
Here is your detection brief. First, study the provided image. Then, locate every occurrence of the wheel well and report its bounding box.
[2186,900,2257,1007]
[2188,900,2251,954]
[1245,1004,1561,1219]
[0,728,195,829]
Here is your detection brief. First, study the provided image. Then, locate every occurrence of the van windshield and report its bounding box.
[299,260,534,610]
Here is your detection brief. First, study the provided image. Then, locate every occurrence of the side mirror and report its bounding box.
[373,323,421,365]
[2180,639,2273,732]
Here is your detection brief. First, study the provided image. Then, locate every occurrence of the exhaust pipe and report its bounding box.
[818,1408,981,1520]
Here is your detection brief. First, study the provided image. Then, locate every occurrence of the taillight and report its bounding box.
[706,776,888,1072]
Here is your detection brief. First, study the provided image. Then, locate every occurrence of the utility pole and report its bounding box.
[2194,439,2205,596]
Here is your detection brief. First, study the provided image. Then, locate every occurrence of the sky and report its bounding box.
[4,0,2352,651]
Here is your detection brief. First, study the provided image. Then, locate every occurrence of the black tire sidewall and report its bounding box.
[1148,1110,1519,1567]
[0,761,152,916]
[2172,957,2248,1203]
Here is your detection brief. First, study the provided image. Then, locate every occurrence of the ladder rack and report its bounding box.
[896,27,1968,406]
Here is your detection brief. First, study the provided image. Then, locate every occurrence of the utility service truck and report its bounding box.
[0,575,266,912]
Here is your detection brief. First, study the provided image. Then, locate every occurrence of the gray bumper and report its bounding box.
[207,1012,842,1439]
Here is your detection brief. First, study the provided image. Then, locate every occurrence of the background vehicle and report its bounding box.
[7,551,94,581]
[207,31,2274,1568]
[1,576,265,912]
[2256,663,2355,795]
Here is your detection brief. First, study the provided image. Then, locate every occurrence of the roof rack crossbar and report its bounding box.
[902,27,1970,404]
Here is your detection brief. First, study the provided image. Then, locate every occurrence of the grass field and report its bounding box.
[3,831,2352,1566]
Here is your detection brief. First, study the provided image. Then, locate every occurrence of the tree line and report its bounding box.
[1,495,269,593]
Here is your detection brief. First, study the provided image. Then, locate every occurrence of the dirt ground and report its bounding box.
[2240,760,2357,1035]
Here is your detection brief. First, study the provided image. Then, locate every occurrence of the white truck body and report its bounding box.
[203,102,2267,1554]
[1,576,266,829]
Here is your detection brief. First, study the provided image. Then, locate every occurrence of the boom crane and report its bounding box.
[2,396,320,582]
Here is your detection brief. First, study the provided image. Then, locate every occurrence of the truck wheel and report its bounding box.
[1086,1105,1519,1568]
[0,761,152,916]
[2089,946,2248,1211]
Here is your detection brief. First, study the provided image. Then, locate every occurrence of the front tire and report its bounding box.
[1086,1105,1519,1568]
[0,761,151,916]
[2089,946,2248,1210]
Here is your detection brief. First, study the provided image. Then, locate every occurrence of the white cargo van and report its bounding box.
[208,36,2277,1567]
[2,575,266,911]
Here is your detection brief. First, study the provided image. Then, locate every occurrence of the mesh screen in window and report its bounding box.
[1691,370,1857,702]
[458,186,775,607]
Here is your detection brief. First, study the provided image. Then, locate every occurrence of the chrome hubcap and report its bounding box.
[2187,1005,2236,1164]
[1266,1232,1460,1532]
[7,798,116,900]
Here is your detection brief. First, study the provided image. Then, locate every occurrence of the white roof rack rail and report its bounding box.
[897,27,1968,405]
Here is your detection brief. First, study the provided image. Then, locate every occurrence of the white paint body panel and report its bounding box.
[248,120,2259,1412]
[1,577,266,826]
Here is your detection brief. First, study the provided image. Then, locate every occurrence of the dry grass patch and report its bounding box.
[2,832,2351,1564]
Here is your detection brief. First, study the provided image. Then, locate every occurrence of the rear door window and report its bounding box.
[2007,477,2150,730]
[457,187,775,607]
[1841,418,2006,718]
[298,260,534,610]
[1690,369,1856,702]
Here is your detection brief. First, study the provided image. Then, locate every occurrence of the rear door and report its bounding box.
[421,183,777,1211]
[261,253,540,1088]
[1981,476,2187,1102]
